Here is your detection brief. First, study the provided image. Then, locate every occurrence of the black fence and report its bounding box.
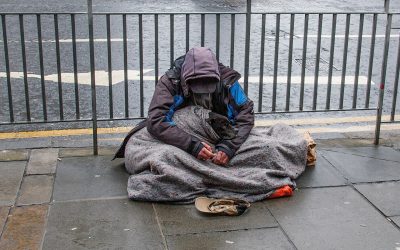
[0,0,399,154]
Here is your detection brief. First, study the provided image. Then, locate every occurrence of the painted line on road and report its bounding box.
[295,34,400,39]
[0,114,396,140]
[0,71,375,86]
[0,34,399,43]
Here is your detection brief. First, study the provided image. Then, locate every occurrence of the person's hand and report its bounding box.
[197,142,215,161]
[212,151,229,166]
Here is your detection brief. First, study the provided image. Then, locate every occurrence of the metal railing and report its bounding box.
[0,0,399,154]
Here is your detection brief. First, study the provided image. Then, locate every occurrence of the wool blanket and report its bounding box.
[124,106,307,203]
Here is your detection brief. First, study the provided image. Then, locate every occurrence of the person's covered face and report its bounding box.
[181,47,220,99]
[188,77,218,109]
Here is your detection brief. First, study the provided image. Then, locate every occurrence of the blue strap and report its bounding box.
[163,95,184,126]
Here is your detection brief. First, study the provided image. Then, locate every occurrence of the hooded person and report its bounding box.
[114,47,254,166]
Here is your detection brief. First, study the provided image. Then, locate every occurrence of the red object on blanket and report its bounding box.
[268,185,293,199]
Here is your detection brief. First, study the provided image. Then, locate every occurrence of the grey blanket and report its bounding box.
[125,106,307,203]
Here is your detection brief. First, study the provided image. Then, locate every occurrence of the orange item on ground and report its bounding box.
[268,185,293,199]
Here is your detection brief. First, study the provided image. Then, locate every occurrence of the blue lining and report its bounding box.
[229,81,247,106]
[227,104,238,124]
[163,95,184,126]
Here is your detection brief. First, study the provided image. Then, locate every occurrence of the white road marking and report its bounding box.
[0,71,375,86]
[0,34,398,43]
[295,34,400,39]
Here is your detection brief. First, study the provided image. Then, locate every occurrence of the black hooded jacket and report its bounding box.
[114,47,254,160]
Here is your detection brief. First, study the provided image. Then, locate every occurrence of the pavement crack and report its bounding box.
[298,184,348,189]
[164,226,280,237]
[152,203,169,250]
[350,185,400,231]
[264,206,298,250]
[320,154,352,185]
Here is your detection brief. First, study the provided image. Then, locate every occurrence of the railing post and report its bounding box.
[384,0,390,13]
[87,0,98,155]
[243,0,251,95]
[375,14,392,145]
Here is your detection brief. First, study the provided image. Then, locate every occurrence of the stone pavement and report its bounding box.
[0,138,400,250]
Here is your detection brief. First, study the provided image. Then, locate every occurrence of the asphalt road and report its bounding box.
[0,0,400,130]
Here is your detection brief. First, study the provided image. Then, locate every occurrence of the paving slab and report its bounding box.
[52,156,128,201]
[296,154,347,188]
[0,206,10,236]
[318,139,373,148]
[307,132,346,140]
[354,181,400,217]
[59,147,117,158]
[17,175,54,206]
[0,149,29,161]
[166,227,295,250]
[42,199,163,250]
[321,150,400,183]
[0,205,48,250]
[58,148,94,158]
[266,186,400,250]
[0,137,52,150]
[154,202,277,235]
[323,146,400,162]
[26,148,59,175]
[390,216,400,228]
[0,161,26,206]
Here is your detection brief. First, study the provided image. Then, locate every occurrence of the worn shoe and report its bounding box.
[195,197,250,216]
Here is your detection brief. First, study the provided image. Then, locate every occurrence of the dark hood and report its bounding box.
[181,47,220,97]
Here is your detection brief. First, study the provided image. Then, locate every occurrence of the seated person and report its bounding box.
[147,47,254,166]
[114,47,315,203]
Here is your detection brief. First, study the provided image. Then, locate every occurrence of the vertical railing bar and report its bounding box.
[20,14,31,121]
[384,0,390,13]
[2,15,14,122]
[54,14,63,120]
[375,14,392,144]
[272,13,280,112]
[326,14,337,110]
[155,14,159,86]
[258,14,266,112]
[352,14,364,109]
[299,14,308,111]
[139,14,144,118]
[106,14,113,118]
[71,14,80,120]
[185,14,189,52]
[201,14,205,47]
[123,14,129,117]
[37,14,47,121]
[243,0,251,95]
[339,14,351,109]
[313,14,323,111]
[87,0,98,155]
[170,14,174,67]
[230,14,235,68]
[216,14,220,61]
[390,32,400,122]
[365,14,377,108]
[286,14,295,111]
